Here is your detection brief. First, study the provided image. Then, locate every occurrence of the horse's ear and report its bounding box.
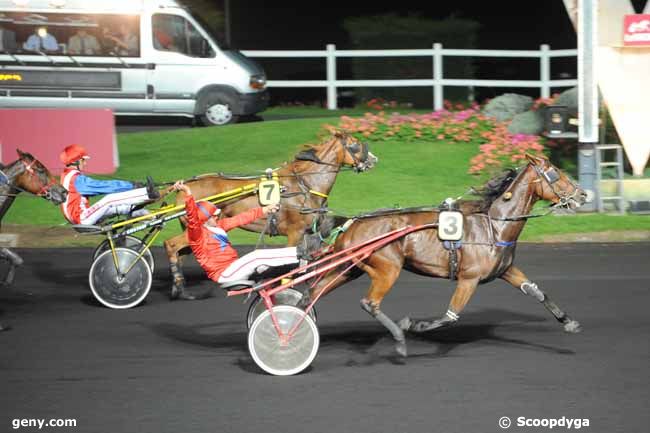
[525,153,540,164]
[16,148,25,157]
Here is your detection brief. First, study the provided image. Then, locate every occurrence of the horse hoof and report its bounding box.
[395,340,408,358]
[397,317,412,331]
[564,320,582,333]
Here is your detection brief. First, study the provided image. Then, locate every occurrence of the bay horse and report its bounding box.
[163,131,377,298]
[0,149,67,331]
[303,155,586,356]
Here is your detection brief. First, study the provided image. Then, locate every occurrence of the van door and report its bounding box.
[147,13,217,115]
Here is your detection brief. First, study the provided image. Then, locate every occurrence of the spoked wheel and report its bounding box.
[246,288,317,329]
[248,305,319,376]
[89,247,152,309]
[93,236,155,273]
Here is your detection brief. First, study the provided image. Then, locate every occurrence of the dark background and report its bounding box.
[218,0,648,106]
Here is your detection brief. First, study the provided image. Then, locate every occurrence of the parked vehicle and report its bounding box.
[0,0,268,125]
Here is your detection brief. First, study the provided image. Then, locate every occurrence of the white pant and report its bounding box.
[218,247,299,283]
[80,188,150,225]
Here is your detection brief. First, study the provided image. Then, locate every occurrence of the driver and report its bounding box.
[172,181,299,300]
[59,144,160,226]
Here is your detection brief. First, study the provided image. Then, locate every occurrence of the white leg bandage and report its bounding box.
[80,188,150,225]
[218,247,299,284]
[445,309,459,321]
[520,281,545,302]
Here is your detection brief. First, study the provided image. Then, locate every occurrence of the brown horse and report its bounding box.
[303,155,586,356]
[163,131,377,298]
[0,150,67,331]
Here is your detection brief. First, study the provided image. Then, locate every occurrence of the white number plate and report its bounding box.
[258,180,281,205]
[438,211,463,241]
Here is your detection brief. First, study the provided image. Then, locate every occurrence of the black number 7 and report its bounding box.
[263,183,276,201]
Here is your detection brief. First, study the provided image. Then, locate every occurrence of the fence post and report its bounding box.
[326,44,337,110]
[540,44,550,99]
[433,43,443,111]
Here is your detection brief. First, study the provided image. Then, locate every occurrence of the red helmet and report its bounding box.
[60,144,90,166]
[196,201,221,223]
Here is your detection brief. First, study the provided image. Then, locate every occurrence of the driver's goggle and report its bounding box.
[543,168,560,184]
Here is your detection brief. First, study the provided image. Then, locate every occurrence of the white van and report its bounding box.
[0,0,268,125]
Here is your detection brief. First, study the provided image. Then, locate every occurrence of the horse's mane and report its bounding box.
[293,130,352,161]
[459,168,519,213]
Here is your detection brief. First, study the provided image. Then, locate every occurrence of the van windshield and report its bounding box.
[187,12,226,49]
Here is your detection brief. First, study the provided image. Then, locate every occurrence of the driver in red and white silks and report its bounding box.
[59,144,157,225]
[173,181,298,284]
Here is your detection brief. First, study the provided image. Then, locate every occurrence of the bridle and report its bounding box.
[530,162,583,209]
[294,136,372,172]
[0,156,60,202]
[490,161,583,222]
[342,138,371,172]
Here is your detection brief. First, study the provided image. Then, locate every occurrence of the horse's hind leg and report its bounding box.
[359,261,407,357]
[501,266,581,333]
[399,276,479,333]
[163,233,196,301]
[0,248,23,287]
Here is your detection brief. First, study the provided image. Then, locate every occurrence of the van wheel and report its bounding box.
[198,94,239,126]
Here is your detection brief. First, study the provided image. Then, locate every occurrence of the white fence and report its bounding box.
[241,44,578,110]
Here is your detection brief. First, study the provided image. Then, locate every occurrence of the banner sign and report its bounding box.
[0,109,118,174]
[623,14,650,46]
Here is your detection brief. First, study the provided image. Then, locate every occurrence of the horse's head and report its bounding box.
[14,149,68,205]
[332,131,378,172]
[525,154,586,210]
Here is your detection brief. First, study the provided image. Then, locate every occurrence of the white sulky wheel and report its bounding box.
[89,248,152,309]
[93,236,155,273]
[246,288,317,329]
[248,305,319,376]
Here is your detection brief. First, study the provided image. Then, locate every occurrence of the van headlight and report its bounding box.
[249,74,266,90]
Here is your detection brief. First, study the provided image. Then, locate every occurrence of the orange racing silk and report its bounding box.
[184,195,264,282]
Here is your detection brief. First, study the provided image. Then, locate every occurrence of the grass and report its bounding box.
[262,104,434,120]
[4,116,649,246]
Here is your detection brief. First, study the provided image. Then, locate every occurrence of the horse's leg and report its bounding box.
[500,266,581,333]
[0,247,23,287]
[399,276,480,333]
[359,260,407,357]
[163,233,196,301]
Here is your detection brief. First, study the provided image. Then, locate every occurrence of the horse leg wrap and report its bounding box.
[410,310,458,333]
[520,281,545,302]
[0,248,23,267]
[360,299,407,357]
[170,263,185,288]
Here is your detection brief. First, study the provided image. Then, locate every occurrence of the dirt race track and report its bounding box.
[1,243,648,433]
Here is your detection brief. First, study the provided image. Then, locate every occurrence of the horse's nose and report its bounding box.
[367,152,378,167]
[578,188,587,205]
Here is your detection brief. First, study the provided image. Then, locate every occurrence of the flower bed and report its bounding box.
[333,103,547,176]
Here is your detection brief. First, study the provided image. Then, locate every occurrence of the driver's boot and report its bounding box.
[146,176,161,200]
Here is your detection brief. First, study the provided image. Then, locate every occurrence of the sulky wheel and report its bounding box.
[89,247,152,309]
[246,288,316,329]
[92,236,155,273]
[248,305,319,376]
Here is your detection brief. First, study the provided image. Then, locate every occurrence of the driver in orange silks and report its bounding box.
[171,181,299,300]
